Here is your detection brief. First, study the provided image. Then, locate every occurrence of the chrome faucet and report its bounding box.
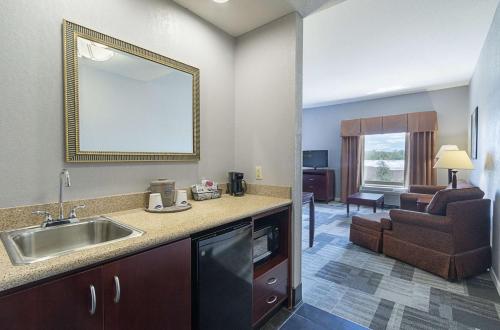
[32,169,85,228]
[59,169,71,221]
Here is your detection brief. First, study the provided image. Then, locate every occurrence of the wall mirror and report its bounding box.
[63,20,200,162]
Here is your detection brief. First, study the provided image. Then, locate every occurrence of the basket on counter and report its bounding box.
[191,188,223,201]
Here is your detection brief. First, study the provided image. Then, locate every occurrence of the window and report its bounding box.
[363,133,407,187]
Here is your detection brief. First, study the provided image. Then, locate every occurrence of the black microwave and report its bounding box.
[253,224,279,264]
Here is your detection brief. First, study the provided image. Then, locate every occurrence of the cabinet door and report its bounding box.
[303,174,327,200]
[0,268,103,330]
[103,239,191,330]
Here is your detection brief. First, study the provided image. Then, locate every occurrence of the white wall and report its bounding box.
[468,3,500,285]
[234,13,303,289]
[0,0,235,207]
[303,86,470,197]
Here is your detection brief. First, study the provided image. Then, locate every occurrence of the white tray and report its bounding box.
[145,203,192,213]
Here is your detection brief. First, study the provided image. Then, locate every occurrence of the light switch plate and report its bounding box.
[256,166,263,180]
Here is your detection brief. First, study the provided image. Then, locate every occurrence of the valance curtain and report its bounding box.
[340,111,437,137]
[340,136,362,203]
[340,111,438,197]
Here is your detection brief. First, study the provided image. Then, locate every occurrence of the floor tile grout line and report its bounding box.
[277,302,303,330]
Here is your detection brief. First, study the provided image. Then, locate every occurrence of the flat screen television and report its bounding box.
[303,150,328,169]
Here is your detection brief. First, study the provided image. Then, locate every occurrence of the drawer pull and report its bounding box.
[89,284,96,315]
[113,275,121,303]
[266,295,278,304]
[266,277,277,285]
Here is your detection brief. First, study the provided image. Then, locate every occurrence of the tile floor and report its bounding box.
[262,202,500,330]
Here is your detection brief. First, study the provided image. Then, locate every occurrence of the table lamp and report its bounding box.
[433,150,474,188]
[435,145,459,183]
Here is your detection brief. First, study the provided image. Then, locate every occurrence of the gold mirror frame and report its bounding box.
[63,20,200,162]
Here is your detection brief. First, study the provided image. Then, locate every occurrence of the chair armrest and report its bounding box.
[400,193,432,211]
[389,209,452,233]
[409,185,446,195]
[401,192,434,201]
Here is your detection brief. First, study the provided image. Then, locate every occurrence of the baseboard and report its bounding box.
[490,268,500,296]
[292,282,302,307]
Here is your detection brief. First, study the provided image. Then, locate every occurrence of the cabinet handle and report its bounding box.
[89,285,96,315]
[266,277,277,285]
[113,276,121,303]
[266,295,278,304]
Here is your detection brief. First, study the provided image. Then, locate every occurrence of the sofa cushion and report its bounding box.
[352,212,391,232]
[426,187,485,215]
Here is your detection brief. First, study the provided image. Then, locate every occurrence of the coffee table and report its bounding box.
[347,192,384,215]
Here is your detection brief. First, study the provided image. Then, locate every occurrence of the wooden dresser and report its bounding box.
[303,169,335,202]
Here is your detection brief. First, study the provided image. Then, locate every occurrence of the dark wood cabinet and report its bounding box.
[0,206,293,330]
[253,259,288,323]
[252,206,292,327]
[0,268,103,330]
[103,239,191,330]
[303,169,335,202]
[0,239,191,330]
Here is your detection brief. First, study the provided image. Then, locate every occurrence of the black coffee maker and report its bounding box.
[228,172,247,196]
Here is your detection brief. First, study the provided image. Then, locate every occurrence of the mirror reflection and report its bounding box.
[76,37,194,154]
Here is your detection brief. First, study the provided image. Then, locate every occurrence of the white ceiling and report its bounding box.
[172,0,344,37]
[303,0,500,108]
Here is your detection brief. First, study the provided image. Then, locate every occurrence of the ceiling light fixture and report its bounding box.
[213,0,229,3]
[77,38,114,62]
[366,86,405,95]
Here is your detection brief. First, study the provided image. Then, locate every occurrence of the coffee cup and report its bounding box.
[175,190,188,207]
[148,193,163,210]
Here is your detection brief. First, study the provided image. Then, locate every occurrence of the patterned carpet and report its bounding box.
[300,203,500,330]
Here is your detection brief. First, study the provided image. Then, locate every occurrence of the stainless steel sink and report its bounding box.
[1,216,143,265]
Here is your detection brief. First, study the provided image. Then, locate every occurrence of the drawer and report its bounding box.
[303,175,326,185]
[253,260,288,323]
[303,185,326,199]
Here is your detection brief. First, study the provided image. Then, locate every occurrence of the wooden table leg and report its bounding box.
[373,203,376,213]
[347,202,350,215]
[309,197,315,248]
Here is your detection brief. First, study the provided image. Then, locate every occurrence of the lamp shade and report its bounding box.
[433,150,474,170]
[435,145,459,159]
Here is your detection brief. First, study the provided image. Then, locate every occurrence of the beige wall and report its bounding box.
[235,13,303,288]
[0,0,235,207]
[303,86,471,197]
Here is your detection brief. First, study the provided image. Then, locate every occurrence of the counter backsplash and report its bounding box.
[0,183,291,231]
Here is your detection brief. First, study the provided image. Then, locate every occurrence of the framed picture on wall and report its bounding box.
[471,107,478,160]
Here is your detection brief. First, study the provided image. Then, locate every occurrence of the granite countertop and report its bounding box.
[0,194,291,293]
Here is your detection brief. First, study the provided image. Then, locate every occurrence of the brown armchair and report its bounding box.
[400,185,446,211]
[384,188,490,280]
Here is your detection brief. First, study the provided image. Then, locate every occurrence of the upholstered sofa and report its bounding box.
[384,187,491,280]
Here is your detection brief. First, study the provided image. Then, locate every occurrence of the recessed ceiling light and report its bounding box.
[366,86,405,95]
[213,0,229,3]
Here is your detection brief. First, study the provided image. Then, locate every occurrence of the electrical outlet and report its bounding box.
[256,166,263,180]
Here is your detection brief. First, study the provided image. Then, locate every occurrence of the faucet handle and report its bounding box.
[32,211,53,225]
[69,204,86,219]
